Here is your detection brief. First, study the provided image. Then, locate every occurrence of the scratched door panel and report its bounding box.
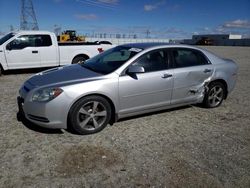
[171,64,214,104]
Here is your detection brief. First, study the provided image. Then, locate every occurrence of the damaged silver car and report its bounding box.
[18,43,238,134]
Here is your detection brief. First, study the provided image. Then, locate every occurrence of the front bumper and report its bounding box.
[17,95,68,129]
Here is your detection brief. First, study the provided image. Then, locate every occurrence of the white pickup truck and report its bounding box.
[0,31,113,76]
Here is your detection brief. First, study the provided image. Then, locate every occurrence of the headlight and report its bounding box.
[32,88,63,102]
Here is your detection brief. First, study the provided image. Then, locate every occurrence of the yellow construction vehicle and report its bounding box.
[57,30,85,42]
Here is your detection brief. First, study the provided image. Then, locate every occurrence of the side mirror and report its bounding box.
[6,44,12,51]
[127,65,145,74]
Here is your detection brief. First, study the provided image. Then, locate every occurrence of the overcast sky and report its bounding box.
[0,0,250,39]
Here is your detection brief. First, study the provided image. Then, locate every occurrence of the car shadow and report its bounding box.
[17,111,64,134]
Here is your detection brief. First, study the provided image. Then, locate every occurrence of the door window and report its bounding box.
[7,35,52,50]
[133,49,168,72]
[172,48,209,68]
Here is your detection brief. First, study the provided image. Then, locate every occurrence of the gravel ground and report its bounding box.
[0,46,249,188]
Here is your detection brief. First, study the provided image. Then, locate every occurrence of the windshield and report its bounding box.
[81,46,142,74]
[0,33,15,45]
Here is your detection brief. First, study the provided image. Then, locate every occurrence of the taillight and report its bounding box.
[98,48,104,53]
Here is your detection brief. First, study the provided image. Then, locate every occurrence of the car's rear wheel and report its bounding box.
[203,82,226,108]
[68,96,111,135]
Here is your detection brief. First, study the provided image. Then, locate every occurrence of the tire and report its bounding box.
[72,56,87,64]
[203,82,226,108]
[0,65,3,76]
[68,96,112,135]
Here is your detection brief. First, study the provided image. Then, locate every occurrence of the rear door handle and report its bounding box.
[32,50,38,54]
[204,69,212,73]
[162,73,173,79]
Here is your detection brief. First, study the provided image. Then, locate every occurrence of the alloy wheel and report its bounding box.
[208,85,224,107]
[77,101,107,131]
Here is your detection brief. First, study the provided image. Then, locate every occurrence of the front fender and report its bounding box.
[62,78,119,115]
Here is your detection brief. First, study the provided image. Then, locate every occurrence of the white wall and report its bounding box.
[86,37,169,45]
[229,35,242,39]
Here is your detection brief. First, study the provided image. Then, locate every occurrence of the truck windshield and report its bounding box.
[0,33,15,45]
[81,46,142,74]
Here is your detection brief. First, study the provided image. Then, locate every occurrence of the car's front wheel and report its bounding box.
[203,82,226,108]
[68,96,111,135]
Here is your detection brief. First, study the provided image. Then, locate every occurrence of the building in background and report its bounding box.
[85,37,169,45]
[184,34,250,46]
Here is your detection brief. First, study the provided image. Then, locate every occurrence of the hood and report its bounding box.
[27,64,102,87]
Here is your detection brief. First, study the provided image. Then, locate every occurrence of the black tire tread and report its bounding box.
[68,95,111,135]
[0,65,3,76]
[72,56,87,64]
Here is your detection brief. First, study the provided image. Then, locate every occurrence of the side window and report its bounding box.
[36,35,52,47]
[8,35,34,50]
[133,49,168,72]
[7,35,52,50]
[172,48,209,68]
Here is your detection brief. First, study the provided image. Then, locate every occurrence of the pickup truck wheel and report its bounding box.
[68,96,111,135]
[72,56,87,64]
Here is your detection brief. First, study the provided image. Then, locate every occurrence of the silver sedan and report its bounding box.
[18,43,238,134]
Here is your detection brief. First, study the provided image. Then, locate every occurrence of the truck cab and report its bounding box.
[0,31,113,76]
[0,31,59,72]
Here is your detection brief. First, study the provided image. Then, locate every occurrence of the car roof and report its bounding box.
[118,43,223,65]
[15,30,54,35]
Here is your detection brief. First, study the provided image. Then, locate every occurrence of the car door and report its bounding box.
[118,49,174,115]
[35,35,58,67]
[170,48,214,104]
[5,35,41,69]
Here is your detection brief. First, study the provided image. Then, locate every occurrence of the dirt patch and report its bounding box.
[55,145,125,177]
[166,157,223,188]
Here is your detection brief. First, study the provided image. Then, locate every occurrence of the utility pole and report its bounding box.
[10,25,15,31]
[53,24,61,36]
[146,29,150,38]
[20,0,39,30]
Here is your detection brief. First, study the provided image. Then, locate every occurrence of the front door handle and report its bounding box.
[162,73,173,79]
[32,50,38,54]
[204,69,212,73]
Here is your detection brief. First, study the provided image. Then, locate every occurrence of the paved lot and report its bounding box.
[0,46,249,187]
